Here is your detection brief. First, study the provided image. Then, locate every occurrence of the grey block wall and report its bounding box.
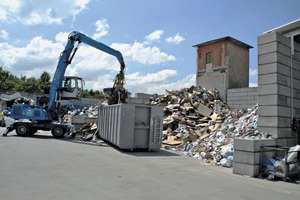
[258,31,300,146]
[233,138,276,177]
[227,87,258,110]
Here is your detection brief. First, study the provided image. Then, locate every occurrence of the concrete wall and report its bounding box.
[197,71,228,103]
[227,42,250,89]
[258,31,300,146]
[227,87,258,110]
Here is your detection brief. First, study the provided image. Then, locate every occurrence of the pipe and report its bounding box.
[290,35,294,121]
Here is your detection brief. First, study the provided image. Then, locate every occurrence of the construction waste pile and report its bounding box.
[146,86,273,167]
[62,103,100,141]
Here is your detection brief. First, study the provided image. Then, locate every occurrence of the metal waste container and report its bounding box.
[98,104,163,151]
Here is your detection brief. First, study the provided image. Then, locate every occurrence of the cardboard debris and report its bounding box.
[147,85,272,167]
[69,122,98,141]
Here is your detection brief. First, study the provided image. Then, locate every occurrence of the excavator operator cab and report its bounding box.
[61,76,84,100]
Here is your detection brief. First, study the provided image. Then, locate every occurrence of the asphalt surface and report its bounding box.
[0,126,300,200]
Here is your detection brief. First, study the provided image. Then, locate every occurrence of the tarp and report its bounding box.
[0,92,22,101]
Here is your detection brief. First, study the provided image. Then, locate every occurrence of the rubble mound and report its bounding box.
[147,85,272,166]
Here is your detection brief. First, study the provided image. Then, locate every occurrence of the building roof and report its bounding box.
[193,36,253,49]
[263,19,300,35]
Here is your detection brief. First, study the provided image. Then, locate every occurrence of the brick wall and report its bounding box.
[258,31,300,146]
[227,87,258,110]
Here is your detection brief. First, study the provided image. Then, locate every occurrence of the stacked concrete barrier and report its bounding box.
[258,31,300,146]
[233,138,276,177]
[227,87,258,110]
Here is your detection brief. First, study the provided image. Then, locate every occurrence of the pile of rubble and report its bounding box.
[147,86,272,167]
[60,103,100,118]
[62,103,100,141]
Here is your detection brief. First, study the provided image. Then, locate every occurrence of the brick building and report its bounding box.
[193,36,253,102]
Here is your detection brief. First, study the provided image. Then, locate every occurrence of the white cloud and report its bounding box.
[125,73,196,95]
[0,0,90,25]
[249,67,257,77]
[127,69,177,85]
[145,30,164,42]
[0,0,21,21]
[166,33,185,44]
[249,82,258,87]
[0,36,63,78]
[92,19,109,39]
[55,32,70,43]
[112,42,175,65]
[0,29,8,40]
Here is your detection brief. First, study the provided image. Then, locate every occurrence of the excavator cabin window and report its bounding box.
[62,78,76,92]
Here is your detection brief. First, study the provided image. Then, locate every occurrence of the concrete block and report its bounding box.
[258,95,278,105]
[277,73,290,86]
[233,150,261,165]
[258,105,290,117]
[258,52,277,65]
[259,84,290,97]
[232,162,260,177]
[258,116,290,128]
[294,88,300,99]
[258,51,291,67]
[295,108,300,118]
[258,94,291,106]
[278,84,291,96]
[277,138,298,147]
[197,103,212,117]
[294,79,300,90]
[258,41,277,55]
[258,32,277,45]
[258,41,292,58]
[258,32,290,46]
[258,73,277,85]
[234,138,276,152]
[247,91,258,97]
[128,97,148,104]
[231,92,245,97]
[135,93,153,99]
[246,100,257,106]
[71,116,97,124]
[277,52,292,67]
[278,95,291,106]
[277,42,292,57]
[258,127,294,138]
[239,87,256,92]
[227,96,243,101]
[259,84,277,95]
[258,63,291,77]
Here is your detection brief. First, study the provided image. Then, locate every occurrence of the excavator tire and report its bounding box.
[15,123,30,136]
[51,126,65,138]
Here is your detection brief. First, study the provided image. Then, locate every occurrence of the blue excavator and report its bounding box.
[3,31,128,137]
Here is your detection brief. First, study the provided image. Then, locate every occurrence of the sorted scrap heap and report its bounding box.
[147,86,271,166]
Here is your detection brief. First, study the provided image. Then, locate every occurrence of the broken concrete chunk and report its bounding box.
[197,103,212,117]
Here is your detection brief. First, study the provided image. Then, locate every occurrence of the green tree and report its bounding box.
[23,77,41,93]
[39,71,51,94]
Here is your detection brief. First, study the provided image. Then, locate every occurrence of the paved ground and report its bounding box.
[0,127,299,200]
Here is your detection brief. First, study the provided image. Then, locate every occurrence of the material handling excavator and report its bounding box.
[3,31,128,137]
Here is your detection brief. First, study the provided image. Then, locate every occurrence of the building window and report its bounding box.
[206,52,212,64]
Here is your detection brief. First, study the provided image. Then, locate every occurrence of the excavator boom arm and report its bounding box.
[48,31,126,111]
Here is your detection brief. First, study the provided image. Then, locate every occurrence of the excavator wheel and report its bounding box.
[51,126,65,138]
[15,123,30,136]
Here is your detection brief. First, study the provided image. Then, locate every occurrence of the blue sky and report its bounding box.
[0,0,299,95]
